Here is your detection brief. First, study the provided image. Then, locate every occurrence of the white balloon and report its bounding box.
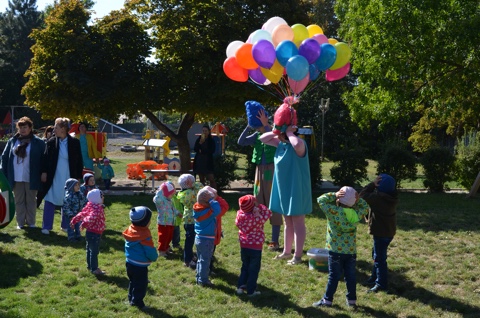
[226,40,244,58]
[250,29,273,44]
[262,16,288,34]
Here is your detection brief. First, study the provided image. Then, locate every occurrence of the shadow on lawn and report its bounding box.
[0,251,43,288]
[356,260,480,316]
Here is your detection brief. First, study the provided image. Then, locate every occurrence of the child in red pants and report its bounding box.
[153,181,181,257]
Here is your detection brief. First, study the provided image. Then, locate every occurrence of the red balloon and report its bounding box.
[223,57,248,82]
[325,62,351,81]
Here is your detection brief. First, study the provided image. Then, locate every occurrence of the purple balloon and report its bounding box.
[248,67,268,84]
[299,38,321,64]
[252,40,276,69]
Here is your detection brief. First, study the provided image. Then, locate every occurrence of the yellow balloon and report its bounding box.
[261,59,283,84]
[291,24,309,45]
[330,42,352,70]
[328,38,338,45]
[307,24,323,37]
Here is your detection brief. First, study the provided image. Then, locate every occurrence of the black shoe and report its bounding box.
[368,285,387,293]
[312,299,332,307]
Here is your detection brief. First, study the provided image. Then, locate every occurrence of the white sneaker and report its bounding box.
[16,226,23,230]
[236,287,246,295]
[41,229,49,235]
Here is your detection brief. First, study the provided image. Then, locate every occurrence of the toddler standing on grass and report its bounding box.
[80,173,98,197]
[62,178,87,242]
[123,206,158,310]
[313,186,370,308]
[193,186,229,287]
[70,189,106,275]
[235,195,272,297]
[174,174,202,268]
[153,181,181,258]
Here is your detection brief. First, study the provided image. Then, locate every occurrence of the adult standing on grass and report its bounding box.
[193,124,217,189]
[1,116,45,229]
[359,174,399,293]
[37,117,83,235]
[75,122,100,171]
[259,96,312,265]
[238,101,282,251]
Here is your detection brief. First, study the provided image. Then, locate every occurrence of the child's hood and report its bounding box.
[123,225,151,241]
[193,202,210,212]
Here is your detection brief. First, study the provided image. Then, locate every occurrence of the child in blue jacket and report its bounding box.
[62,178,87,242]
[123,206,158,310]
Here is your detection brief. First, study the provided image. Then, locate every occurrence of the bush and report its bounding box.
[420,147,455,192]
[213,153,238,191]
[330,148,368,187]
[454,131,480,190]
[308,144,322,188]
[376,144,417,188]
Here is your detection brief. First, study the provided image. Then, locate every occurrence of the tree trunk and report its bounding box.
[141,109,196,173]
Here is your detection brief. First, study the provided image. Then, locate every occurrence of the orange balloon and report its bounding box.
[235,43,258,70]
[223,57,248,82]
[272,24,294,47]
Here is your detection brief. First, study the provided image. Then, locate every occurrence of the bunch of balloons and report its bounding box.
[223,17,352,96]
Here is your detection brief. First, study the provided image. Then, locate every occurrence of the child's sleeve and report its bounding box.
[62,198,73,217]
[142,236,159,262]
[109,166,115,178]
[235,212,254,233]
[171,194,183,217]
[317,192,337,216]
[216,196,229,217]
[354,198,371,220]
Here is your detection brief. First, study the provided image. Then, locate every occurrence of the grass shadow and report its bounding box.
[356,259,480,316]
[0,251,43,288]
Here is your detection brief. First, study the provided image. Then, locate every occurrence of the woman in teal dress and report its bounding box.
[260,97,312,265]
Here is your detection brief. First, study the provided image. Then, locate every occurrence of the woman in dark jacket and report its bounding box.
[37,117,83,235]
[1,116,45,228]
[193,125,217,189]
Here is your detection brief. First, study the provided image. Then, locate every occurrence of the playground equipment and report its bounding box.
[126,160,169,180]
[69,124,108,158]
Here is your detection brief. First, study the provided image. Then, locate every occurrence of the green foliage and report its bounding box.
[330,148,368,187]
[420,147,455,192]
[376,143,417,188]
[213,153,238,191]
[335,0,480,149]
[0,0,42,106]
[454,131,480,190]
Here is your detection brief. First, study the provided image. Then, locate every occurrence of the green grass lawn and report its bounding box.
[1,192,479,317]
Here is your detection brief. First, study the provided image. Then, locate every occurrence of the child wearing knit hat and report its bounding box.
[153,181,182,257]
[314,187,370,308]
[62,178,87,242]
[70,189,106,275]
[235,195,272,297]
[193,186,229,286]
[80,173,98,197]
[359,174,399,293]
[173,174,203,268]
[123,206,158,310]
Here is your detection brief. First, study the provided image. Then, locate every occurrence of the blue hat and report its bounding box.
[64,178,78,193]
[378,174,396,194]
[245,101,268,128]
[130,206,152,227]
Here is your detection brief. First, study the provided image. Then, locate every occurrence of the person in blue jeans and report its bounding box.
[314,187,370,308]
[193,186,229,286]
[360,174,399,293]
[123,206,158,310]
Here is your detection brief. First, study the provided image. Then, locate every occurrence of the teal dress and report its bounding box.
[79,135,94,170]
[269,139,312,216]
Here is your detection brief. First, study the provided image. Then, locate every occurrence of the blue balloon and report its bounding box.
[315,43,337,71]
[286,55,309,81]
[309,64,320,81]
[276,40,299,67]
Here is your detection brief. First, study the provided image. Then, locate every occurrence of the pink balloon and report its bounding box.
[325,62,351,81]
[288,73,310,94]
[313,34,329,45]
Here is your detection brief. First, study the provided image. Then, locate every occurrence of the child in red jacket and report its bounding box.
[235,195,272,297]
[71,189,106,275]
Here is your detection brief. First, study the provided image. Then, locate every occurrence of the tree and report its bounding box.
[23,0,314,171]
[334,0,480,152]
[0,0,42,106]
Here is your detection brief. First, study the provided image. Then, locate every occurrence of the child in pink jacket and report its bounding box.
[235,195,272,297]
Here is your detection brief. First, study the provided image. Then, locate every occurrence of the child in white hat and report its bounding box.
[314,186,370,308]
[153,181,181,257]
